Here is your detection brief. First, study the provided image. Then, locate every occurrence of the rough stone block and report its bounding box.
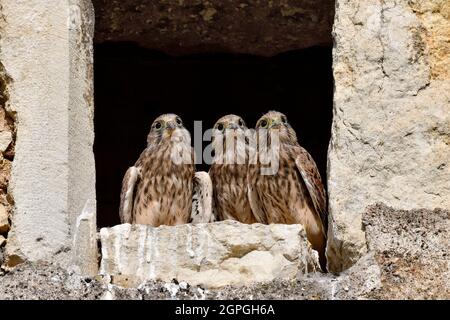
[0,204,9,234]
[0,131,12,153]
[327,0,450,272]
[93,0,335,56]
[1,0,96,268]
[99,221,319,288]
[71,200,98,276]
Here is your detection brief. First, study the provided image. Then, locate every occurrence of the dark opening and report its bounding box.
[94,43,333,228]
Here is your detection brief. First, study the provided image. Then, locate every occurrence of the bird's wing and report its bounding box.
[247,172,267,224]
[190,171,214,223]
[292,146,328,232]
[119,166,140,224]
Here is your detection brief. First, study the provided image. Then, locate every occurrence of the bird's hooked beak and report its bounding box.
[227,122,239,130]
[164,121,180,139]
[166,121,177,131]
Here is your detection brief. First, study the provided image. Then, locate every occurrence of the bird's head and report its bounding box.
[212,114,247,143]
[147,113,189,146]
[255,111,297,145]
[211,114,248,163]
[213,114,247,134]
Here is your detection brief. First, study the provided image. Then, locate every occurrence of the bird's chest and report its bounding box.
[254,154,304,204]
[211,164,252,221]
[212,165,247,200]
[138,147,193,204]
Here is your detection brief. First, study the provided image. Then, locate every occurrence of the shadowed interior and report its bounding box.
[94,43,333,227]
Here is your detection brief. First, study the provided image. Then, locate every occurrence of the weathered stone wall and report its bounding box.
[327,0,450,272]
[0,0,97,272]
[0,60,15,260]
[0,0,448,295]
[93,0,335,56]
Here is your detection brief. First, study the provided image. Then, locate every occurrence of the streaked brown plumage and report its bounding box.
[247,111,328,270]
[209,115,256,224]
[119,114,195,226]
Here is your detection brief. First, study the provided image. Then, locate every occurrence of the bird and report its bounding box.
[209,114,257,224]
[190,171,215,224]
[119,113,213,226]
[247,111,328,270]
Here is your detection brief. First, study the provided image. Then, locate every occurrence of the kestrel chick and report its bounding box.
[209,114,256,224]
[119,114,207,226]
[248,111,328,270]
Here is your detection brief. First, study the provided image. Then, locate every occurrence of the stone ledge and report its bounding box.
[0,204,448,299]
[99,221,320,288]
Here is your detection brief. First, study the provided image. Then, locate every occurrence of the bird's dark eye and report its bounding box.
[259,119,268,128]
[238,119,244,127]
[281,116,287,124]
[217,123,224,131]
[176,117,182,126]
[154,121,162,130]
